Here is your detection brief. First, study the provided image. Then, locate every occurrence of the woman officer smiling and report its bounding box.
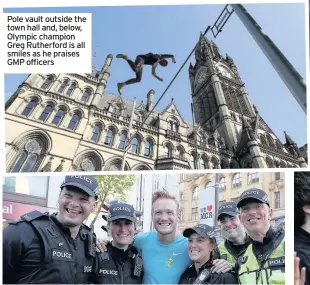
[179,224,238,284]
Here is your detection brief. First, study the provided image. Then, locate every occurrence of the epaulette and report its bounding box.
[20,210,49,222]
[8,219,23,225]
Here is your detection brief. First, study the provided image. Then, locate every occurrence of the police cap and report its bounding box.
[218,202,238,220]
[60,175,98,199]
[237,188,269,208]
[183,224,217,243]
[107,202,137,223]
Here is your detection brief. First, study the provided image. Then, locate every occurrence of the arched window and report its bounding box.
[39,104,54,122]
[248,172,259,184]
[58,80,69,93]
[200,157,208,169]
[219,177,226,192]
[260,134,267,145]
[67,113,81,130]
[164,144,173,158]
[192,187,199,200]
[22,99,38,117]
[91,125,101,143]
[81,89,91,103]
[10,139,44,173]
[175,147,180,158]
[52,109,65,126]
[209,157,219,169]
[73,152,103,172]
[232,173,242,188]
[12,152,38,172]
[131,137,140,153]
[168,118,179,132]
[144,140,152,156]
[66,82,76,96]
[175,146,184,159]
[266,134,275,148]
[118,132,127,149]
[205,182,213,190]
[104,127,115,146]
[41,75,54,90]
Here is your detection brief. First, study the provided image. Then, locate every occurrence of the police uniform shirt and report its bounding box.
[179,262,238,284]
[251,227,282,259]
[94,243,143,284]
[4,218,43,283]
[3,213,94,284]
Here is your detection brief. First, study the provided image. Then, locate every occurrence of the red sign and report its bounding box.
[3,201,48,220]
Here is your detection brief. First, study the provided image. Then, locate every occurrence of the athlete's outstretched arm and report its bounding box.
[152,60,163,81]
[160,54,176,63]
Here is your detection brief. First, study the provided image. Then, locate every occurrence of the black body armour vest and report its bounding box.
[14,211,94,284]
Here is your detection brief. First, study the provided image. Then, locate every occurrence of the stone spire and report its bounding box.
[91,54,113,106]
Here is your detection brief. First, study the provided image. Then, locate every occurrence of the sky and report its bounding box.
[4,3,307,146]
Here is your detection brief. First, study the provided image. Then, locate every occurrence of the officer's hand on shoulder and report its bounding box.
[96,238,110,253]
[211,259,232,274]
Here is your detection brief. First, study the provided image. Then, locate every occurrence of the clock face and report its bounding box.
[218,65,233,79]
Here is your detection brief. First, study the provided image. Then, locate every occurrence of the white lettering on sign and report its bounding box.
[200,212,213,219]
[3,204,13,214]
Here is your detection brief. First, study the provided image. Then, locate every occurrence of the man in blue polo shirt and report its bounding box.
[133,190,191,284]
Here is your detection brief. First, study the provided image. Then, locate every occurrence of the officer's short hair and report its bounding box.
[294,172,310,229]
[152,190,180,214]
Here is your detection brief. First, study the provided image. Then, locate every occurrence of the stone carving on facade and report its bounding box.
[54,159,65,172]
[81,158,96,171]
[40,156,54,172]
[25,139,42,154]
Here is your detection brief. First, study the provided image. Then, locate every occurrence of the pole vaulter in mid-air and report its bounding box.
[116,52,176,95]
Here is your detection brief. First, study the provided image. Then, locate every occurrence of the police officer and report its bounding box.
[236,188,285,284]
[93,202,143,284]
[179,224,238,284]
[3,175,98,284]
[216,202,251,267]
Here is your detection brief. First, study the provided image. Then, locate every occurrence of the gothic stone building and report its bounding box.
[5,35,307,172]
